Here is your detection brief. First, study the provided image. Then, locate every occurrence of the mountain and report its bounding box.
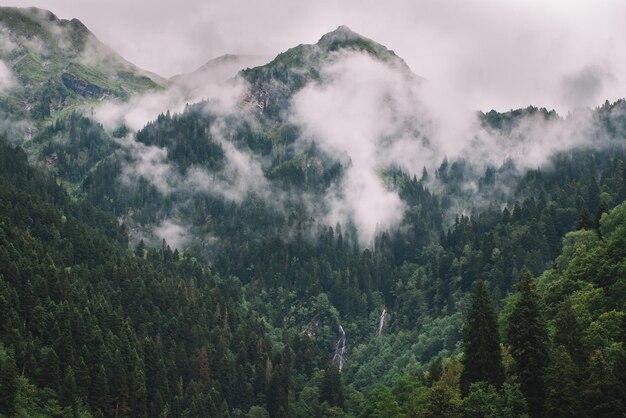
[162,54,270,107]
[0,135,335,417]
[0,7,164,126]
[170,54,269,88]
[0,15,625,417]
[241,25,415,117]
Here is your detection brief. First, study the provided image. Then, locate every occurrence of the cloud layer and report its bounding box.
[292,52,432,245]
[0,60,15,93]
[108,45,621,249]
[93,71,246,132]
[3,1,620,248]
[4,0,626,113]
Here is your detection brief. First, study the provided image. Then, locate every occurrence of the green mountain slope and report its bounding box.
[0,7,163,129]
[1,14,625,416]
[0,135,341,417]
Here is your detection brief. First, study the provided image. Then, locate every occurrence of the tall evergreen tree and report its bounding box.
[506,271,549,418]
[543,347,580,418]
[0,346,19,417]
[460,281,504,396]
[553,300,585,365]
[319,365,345,408]
[197,345,210,391]
[583,350,624,417]
[575,208,595,231]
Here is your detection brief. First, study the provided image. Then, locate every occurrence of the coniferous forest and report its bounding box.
[0,5,625,418]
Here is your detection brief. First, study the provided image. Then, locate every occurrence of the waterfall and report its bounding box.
[332,324,347,371]
[376,308,386,337]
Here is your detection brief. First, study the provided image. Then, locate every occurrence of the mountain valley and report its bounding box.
[0,6,624,417]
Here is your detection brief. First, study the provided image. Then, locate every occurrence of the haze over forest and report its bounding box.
[0,3,624,418]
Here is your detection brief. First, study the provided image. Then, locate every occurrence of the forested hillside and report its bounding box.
[0,10,624,417]
[0,137,342,417]
[2,124,625,416]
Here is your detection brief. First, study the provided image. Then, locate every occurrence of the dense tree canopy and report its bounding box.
[460,281,504,395]
[1,97,626,416]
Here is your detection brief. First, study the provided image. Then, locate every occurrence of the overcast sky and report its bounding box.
[4,0,626,113]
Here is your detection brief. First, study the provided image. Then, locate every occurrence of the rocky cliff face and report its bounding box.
[61,71,111,99]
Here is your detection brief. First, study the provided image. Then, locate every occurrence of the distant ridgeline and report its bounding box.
[0,8,625,417]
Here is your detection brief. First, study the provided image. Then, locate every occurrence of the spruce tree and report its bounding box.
[460,281,504,396]
[544,347,580,418]
[506,271,549,417]
[576,208,595,231]
[0,346,19,417]
[319,365,345,408]
[197,345,210,391]
[553,300,586,365]
[583,350,624,417]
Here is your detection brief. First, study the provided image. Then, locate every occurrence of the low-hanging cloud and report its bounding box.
[186,120,275,203]
[93,74,245,132]
[114,92,285,211]
[114,115,289,251]
[90,27,624,251]
[6,0,626,115]
[447,109,598,173]
[0,26,18,54]
[289,48,622,241]
[0,60,16,94]
[119,135,176,195]
[153,219,190,250]
[559,66,615,110]
[29,10,618,249]
[108,46,622,250]
[92,47,257,133]
[98,52,285,210]
[292,51,434,245]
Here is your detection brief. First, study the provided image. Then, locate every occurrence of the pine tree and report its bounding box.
[586,177,600,215]
[60,366,77,408]
[613,158,624,198]
[544,347,580,418]
[0,346,19,417]
[197,345,210,391]
[319,365,345,408]
[506,271,549,417]
[266,354,289,418]
[92,364,110,416]
[110,349,129,417]
[553,300,586,365]
[575,208,595,231]
[460,281,504,396]
[583,350,624,417]
[595,200,609,236]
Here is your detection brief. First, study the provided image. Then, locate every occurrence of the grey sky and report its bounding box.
[4,0,626,112]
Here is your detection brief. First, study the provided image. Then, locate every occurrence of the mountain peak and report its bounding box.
[0,6,93,49]
[319,25,358,39]
[318,25,363,47]
[0,6,164,119]
[315,25,408,69]
[240,25,415,117]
